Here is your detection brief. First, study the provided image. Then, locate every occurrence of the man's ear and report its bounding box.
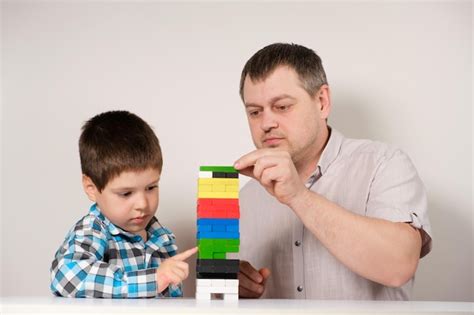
[82,175,98,202]
[317,84,331,120]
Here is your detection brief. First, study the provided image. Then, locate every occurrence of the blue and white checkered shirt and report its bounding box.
[50,204,182,298]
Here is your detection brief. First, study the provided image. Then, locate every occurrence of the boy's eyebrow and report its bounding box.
[111,177,160,191]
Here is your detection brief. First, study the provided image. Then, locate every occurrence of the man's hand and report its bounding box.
[156,247,198,294]
[234,149,307,207]
[238,260,271,298]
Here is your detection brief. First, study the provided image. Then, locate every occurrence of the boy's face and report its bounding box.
[83,168,161,238]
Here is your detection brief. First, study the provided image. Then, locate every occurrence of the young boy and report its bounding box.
[50,110,197,298]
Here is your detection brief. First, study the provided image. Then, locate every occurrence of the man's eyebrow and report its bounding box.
[244,103,263,108]
[269,94,296,104]
[245,94,296,108]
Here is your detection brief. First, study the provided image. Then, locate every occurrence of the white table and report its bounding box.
[1,297,472,314]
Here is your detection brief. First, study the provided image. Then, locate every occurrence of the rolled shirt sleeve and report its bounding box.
[365,148,432,257]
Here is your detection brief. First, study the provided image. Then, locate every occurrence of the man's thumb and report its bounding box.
[259,268,271,283]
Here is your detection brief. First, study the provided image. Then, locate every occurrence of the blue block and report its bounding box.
[213,225,226,232]
[197,219,239,226]
[197,225,212,232]
[197,219,239,234]
[226,225,239,232]
[197,231,240,239]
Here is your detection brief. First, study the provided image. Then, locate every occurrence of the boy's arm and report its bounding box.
[50,220,163,298]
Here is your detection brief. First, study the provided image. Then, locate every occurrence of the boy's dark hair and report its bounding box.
[79,110,162,192]
[239,43,328,100]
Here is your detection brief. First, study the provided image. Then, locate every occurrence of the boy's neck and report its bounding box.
[138,230,148,242]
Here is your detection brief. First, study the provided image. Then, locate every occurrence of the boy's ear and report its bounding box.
[82,175,99,202]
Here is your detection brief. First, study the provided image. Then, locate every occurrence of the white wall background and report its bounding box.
[1,0,472,301]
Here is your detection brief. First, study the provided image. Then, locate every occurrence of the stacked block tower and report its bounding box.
[196,166,240,300]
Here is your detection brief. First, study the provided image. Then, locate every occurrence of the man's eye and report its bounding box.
[248,110,260,117]
[276,105,290,111]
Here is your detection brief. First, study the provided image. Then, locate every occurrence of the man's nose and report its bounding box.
[260,111,278,132]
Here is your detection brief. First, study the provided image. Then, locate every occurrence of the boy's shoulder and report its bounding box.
[68,205,110,238]
[147,218,177,246]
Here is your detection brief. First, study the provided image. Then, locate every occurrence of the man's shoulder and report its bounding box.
[338,134,405,164]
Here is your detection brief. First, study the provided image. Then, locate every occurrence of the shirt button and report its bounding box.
[294,240,301,247]
[297,285,303,292]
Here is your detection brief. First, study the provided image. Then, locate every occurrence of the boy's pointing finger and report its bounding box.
[172,246,198,261]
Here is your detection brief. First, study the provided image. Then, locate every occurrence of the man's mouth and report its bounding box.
[263,137,284,146]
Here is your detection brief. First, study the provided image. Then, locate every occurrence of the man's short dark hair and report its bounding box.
[79,110,162,192]
[239,43,328,100]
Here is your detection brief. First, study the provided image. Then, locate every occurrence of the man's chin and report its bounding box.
[261,143,289,151]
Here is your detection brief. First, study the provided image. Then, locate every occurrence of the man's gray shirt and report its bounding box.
[239,128,432,300]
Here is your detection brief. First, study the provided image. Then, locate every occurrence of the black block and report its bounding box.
[196,259,240,273]
[197,272,238,279]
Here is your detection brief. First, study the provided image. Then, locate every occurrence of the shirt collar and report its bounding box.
[318,127,344,175]
[306,127,344,184]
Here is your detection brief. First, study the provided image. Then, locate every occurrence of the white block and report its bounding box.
[225,279,239,287]
[196,292,211,300]
[199,171,213,178]
[196,279,212,286]
[211,279,226,287]
[224,293,239,301]
[196,285,238,294]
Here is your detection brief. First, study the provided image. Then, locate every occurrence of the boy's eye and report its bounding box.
[147,185,158,191]
[119,192,132,197]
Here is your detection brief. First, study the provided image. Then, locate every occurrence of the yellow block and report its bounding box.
[213,185,226,192]
[198,184,236,192]
[198,178,239,194]
[198,184,213,192]
[198,178,239,185]
[226,185,239,192]
[198,191,239,199]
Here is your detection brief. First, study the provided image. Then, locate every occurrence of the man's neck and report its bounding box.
[295,126,330,182]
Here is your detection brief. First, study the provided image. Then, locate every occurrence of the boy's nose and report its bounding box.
[134,193,148,210]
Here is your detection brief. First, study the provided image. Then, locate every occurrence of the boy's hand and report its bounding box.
[238,260,271,298]
[156,247,198,294]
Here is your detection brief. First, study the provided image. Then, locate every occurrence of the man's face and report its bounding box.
[84,168,160,238]
[242,65,329,164]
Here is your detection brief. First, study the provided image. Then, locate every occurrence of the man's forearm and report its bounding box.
[289,189,422,287]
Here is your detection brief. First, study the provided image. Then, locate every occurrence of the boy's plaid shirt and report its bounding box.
[50,204,182,298]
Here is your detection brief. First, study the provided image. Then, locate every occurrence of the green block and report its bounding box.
[198,252,213,259]
[225,246,240,252]
[198,239,240,247]
[199,243,227,252]
[198,248,214,259]
[199,166,238,173]
[199,244,239,253]
[213,253,226,259]
[198,251,227,259]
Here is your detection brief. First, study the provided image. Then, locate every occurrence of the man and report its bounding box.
[233,43,432,300]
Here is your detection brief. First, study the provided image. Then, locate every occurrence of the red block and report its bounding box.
[197,208,240,219]
[197,198,239,212]
[226,209,240,219]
